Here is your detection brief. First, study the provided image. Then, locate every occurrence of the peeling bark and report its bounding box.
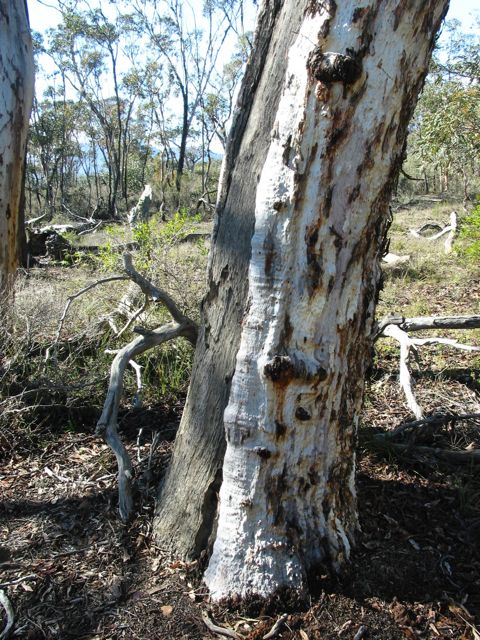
[155,0,449,599]
[0,1,34,288]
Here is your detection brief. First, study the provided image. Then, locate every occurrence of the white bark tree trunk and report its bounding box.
[203,0,449,599]
[0,0,34,288]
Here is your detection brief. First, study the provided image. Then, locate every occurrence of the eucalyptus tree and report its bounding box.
[47,3,139,217]
[27,84,83,217]
[0,0,34,287]
[126,0,245,194]
[407,18,480,198]
[153,0,450,600]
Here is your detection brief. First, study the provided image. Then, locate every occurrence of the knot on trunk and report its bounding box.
[308,48,362,86]
[264,355,296,384]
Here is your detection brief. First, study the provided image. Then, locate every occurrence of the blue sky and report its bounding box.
[28,0,479,41]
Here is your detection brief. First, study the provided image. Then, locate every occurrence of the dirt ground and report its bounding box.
[1,379,479,639]
[1,200,479,639]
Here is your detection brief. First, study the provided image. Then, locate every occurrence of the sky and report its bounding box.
[28,0,479,44]
[27,0,478,153]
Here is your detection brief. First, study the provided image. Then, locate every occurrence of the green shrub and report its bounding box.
[459,199,480,262]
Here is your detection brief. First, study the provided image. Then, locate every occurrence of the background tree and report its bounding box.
[0,0,34,287]
[405,17,479,200]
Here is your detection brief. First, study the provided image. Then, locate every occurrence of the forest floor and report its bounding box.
[1,198,479,639]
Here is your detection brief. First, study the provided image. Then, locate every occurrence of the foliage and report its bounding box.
[458,199,480,262]
[27,0,253,220]
[404,17,480,199]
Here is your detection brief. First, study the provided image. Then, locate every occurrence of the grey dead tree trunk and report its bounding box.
[154,0,449,599]
[0,0,34,289]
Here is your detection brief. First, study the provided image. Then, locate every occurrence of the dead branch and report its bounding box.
[25,211,49,226]
[78,220,103,236]
[383,324,423,419]
[378,412,480,440]
[380,319,480,419]
[96,323,191,521]
[377,314,480,334]
[400,314,480,332]
[50,275,129,357]
[263,614,288,639]
[122,253,195,330]
[382,252,410,266]
[378,442,480,465]
[409,212,457,253]
[202,611,241,639]
[116,296,149,338]
[96,254,198,520]
[0,590,14,640]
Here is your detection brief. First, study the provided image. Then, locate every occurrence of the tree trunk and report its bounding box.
[154,0,449,599]
[0,0,34,288]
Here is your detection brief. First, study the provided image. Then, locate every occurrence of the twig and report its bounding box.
[122,253,195,330]
[0,576,36,589]
[201,612,241,639]
[0,590,14,640]
[263,614,288,639]
[353,625,368,640]
[116,296,149,338]
[51,275,128,354]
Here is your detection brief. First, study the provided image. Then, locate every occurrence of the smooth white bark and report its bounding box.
[204,0,449,599]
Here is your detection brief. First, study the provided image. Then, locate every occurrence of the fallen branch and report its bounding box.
[25,211,49,226]
[263,614,288,639]
[122,253,193,328]
[202,612,241,640]
[382,252,410,266]
[96,323,192,521]
[383,325,423,419]
[96,256,198,520]
[0,590,14,640]
[409,212,457,253]
[376,314,480,336]
[380,317,480,419]
[380,412,480,440]
[377,442,480,465]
